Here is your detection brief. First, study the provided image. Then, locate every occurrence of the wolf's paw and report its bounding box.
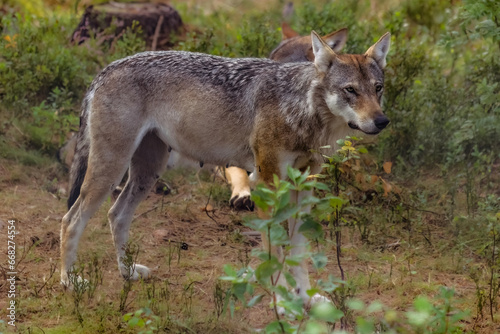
[272,299,302,319]
[60,274,89,291]
[271,295,288,317]
[230,193,254,211]
[307,293,330,308]
[241,270,257,283]
[121,264,151,281]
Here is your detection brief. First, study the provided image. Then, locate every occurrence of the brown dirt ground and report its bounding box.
[0,161,499,333]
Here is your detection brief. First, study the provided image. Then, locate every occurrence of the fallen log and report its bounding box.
[71,2,183,50]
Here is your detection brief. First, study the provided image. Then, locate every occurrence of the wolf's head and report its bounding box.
[311,31,391,135]
[270,23,348,63]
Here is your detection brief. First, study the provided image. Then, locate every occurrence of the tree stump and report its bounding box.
[71,2,183,50]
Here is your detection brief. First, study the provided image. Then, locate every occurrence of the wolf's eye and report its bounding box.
[345,86,356,94]
[375,85,383,92]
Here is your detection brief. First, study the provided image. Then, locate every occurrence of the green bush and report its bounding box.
[0,11,147,154]
[0,14,94,111]
[377,0,500,170]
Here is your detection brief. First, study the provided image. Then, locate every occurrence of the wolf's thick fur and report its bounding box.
[61,31,390,308]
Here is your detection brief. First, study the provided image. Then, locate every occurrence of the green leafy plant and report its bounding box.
[123,307,160,334]
[220,166,341,333]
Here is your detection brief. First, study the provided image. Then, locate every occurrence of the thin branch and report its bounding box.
[132,205,158,223]
[152,15,165,51]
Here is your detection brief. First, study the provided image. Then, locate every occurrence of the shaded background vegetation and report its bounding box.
[1,0,499,172]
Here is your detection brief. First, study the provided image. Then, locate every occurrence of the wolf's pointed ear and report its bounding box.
[323,28,348,53]
[281,22,299,40]
[365,32,391,69]
[312,30,335,74]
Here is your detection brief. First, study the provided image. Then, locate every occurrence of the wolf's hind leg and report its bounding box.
[61,140,132,287]
[107,131,170,281]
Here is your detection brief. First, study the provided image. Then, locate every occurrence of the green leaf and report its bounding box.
[287,166,302,183]
[224,264,237,277]
[136,318,145,328]
[329,197,344,209]
[284,258,300,266]
[255,258,282,283]
[232,282,247,303]
[273,204,299,224]
[273,173,280,188]
[298,216,324,240]
[247,294,264,307]
[314,200,335,219]
[304,320,328,334]
[268,224,289,246]
[310,302,344,322]
[406,311,430,327]
[306,287,321,297]
[311,252,328,270]
[251,193,269,211]
[299,194,321,206]
[318,276,342,293]
[273,285,292,299]
[413,296,432,312]
[366,301,384,314]
[244,217,273,232]
[128,316,140,327]
[265,320,293,334]
[279,298,304,318]
[246,282,254,295]
[356,317,375,334]
[284,271,297,288]
[313,181,330,191]
[277,189,291,210]
[347,299,365,311]
[253,249,272,261]
[229,299,235,318]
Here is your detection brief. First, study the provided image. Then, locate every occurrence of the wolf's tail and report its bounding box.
[67,95,91,209]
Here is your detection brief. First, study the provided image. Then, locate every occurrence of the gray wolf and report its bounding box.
[58,25,348,212]
[61,31,391,309]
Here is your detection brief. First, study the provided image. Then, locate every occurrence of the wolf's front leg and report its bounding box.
[289,189,330,307]
[259,209,290,316]
[253,151,292,314]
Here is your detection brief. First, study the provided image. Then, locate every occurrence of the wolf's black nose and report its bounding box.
[374,115,390,130]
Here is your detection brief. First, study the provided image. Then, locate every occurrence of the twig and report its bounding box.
[406,204,445,216]
[36,263,57,296]
[381,240,401,251]
[204,172,220,225]
[132,205,158,223]
[336,225,344,281]
[152,15,164,51]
